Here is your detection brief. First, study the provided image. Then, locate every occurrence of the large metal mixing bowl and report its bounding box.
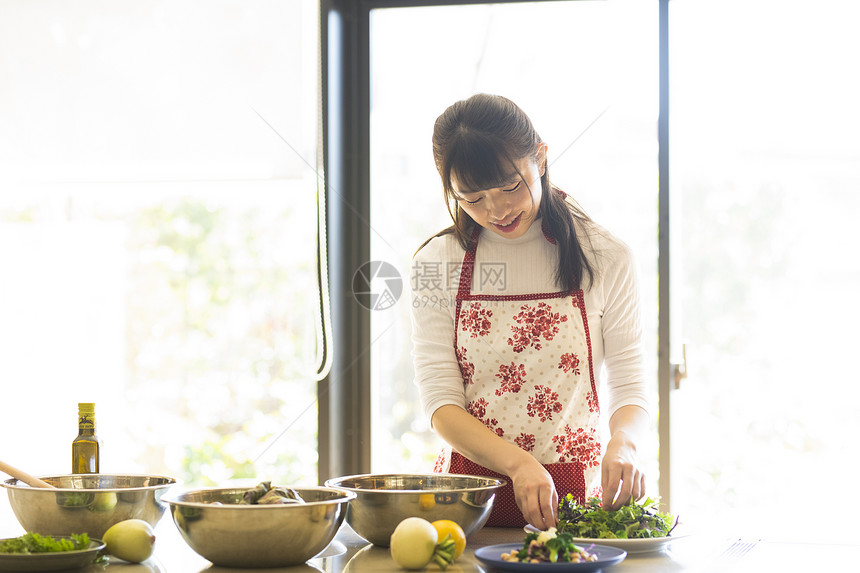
[324,473,506,546]
[162,486,355,568]
[2,474,176,539]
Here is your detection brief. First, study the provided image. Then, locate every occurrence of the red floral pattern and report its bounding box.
[433,451,447,472]
[456,346,475,386]
[468,396,488,419]
[514,433,536,452]
[587,390,599,414]
[551,425,601,466]
[508,302,568,352]
[461,302,493,338]
[467,398,504,437]
[527,385,563,422]
[558,352,581,375]
[495,362,527,396]
[441,232,603,504]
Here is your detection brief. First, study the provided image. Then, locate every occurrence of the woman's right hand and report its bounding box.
[431,405,558,529]
[507,452,558,530]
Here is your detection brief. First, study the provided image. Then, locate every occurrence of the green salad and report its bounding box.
[0,532,91,554]
[501,528,597,564]
[557,495,677,539]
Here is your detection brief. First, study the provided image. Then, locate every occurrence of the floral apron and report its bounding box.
[434,227,602,527]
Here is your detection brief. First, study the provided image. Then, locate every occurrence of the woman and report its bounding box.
[410,94,651,529]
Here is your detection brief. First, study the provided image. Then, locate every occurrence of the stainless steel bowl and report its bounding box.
[162,486,355,568]
[2,474,176,539]
[324,473,506,546]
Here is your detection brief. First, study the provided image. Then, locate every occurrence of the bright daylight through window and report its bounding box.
[368,0,860,546]
[669,0,860,543]
[0,0,322,497]
[369,0,659,493]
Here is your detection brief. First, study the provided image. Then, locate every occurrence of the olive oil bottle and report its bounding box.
[72,402,100,473]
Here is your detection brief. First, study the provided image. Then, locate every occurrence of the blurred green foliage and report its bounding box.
[125,196,320,486]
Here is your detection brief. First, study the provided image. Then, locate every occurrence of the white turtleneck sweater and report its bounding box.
[410,217,651,425]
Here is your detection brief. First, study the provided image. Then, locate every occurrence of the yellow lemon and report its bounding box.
[103,519,155,563]
[431,519,466,559]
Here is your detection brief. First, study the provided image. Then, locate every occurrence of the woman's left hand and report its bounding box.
[601,405,650,510]
[600,430,645,510]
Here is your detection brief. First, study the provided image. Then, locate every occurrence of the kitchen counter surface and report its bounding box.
[3,502,859,572]
[27,521,860,572]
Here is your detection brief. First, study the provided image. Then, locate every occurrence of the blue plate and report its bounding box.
[475,542,626,571]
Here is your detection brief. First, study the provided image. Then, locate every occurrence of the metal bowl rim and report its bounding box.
[1,474,178,493]
[162,485,356,508]
[324,473,508,492]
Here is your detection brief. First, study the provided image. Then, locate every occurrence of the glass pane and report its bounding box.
[0,0,321,504]
[670,0,860,542]
[369,0,660,490]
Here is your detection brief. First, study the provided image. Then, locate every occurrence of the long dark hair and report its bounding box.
[423,93,594,293]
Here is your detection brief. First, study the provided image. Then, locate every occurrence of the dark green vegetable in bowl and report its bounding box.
[2,474,176,539]
[162,485,353,567]
[241,481,305,505]
[557,495,677,539]
[0,532,91,554]
[56,492,95,508]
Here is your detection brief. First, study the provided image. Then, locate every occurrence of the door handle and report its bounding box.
[672,343,688,390]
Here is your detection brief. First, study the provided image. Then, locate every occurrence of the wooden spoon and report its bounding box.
[0,459,56,489]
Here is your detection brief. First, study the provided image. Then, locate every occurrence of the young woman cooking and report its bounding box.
[410,94,651,530]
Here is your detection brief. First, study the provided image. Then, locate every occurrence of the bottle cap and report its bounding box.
[77,403,96,430]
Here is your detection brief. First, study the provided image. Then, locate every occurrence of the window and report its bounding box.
[669,0,860,542]
[0,0,322,486]
[368,0,660,490]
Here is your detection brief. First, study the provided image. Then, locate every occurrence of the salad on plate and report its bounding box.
[501,528,598,564]
[557,495,677,539]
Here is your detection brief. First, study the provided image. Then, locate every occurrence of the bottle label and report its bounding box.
[78,413,95,430]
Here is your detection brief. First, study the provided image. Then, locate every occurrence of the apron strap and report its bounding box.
[457,226,482,298]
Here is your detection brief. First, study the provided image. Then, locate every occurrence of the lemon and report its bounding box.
[102,519,155,563]
[431,519,467,559]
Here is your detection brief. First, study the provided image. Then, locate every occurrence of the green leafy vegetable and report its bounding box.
[57,492,94,507]
[240,481,305,505]
[0,532,91,554]
[557,495,677,539]
[502,528,596,563]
